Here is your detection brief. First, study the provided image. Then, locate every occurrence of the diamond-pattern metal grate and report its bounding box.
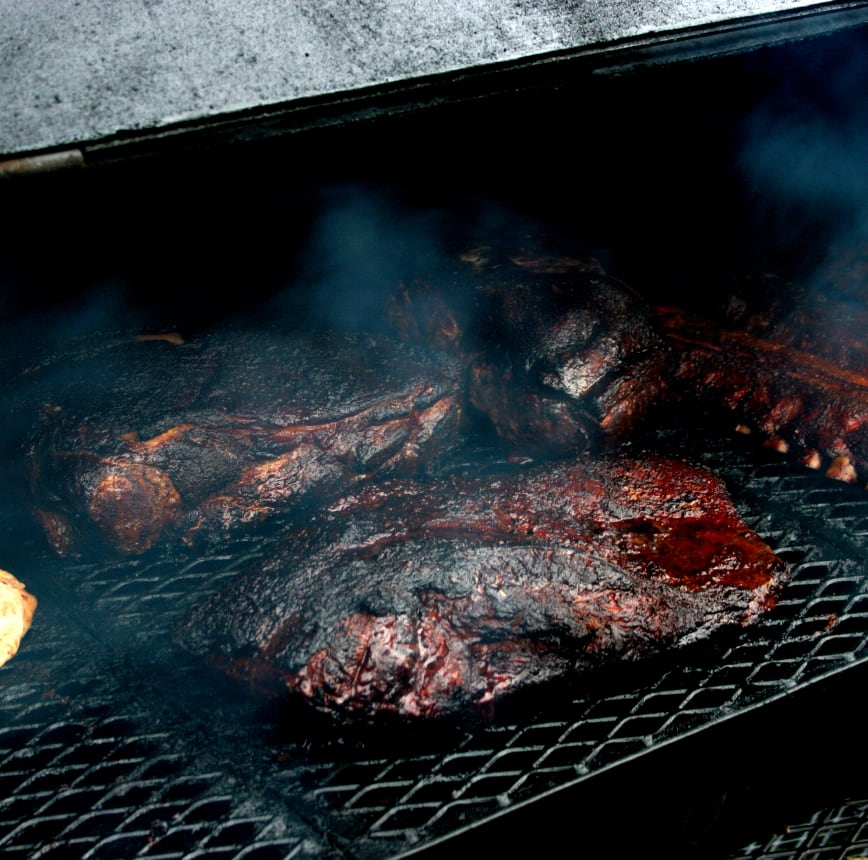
[1,427,867,859]
[731,798,868,860]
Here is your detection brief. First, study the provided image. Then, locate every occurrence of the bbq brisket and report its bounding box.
[26,328,464,555]
[388,253,671,456]
[24,249,866,563]
[179,455,787,721]
[23,252,678,556]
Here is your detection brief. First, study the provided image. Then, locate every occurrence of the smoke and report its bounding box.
[731,28,868,370]
[264,182,561,336]
[736,28,868,287]
[263,183,449,333]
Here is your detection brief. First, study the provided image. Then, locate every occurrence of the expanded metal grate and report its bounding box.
[732,798,868,860]
[1,427,867,859]
[0,557,326,859]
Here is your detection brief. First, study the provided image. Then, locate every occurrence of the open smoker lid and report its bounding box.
[2,0,868,169]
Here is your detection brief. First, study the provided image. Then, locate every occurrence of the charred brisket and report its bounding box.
[388,254,671,456]
[179,455,787,721]
[26,328,464,555]
[23,253,677,556]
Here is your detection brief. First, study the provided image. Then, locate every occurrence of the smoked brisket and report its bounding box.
[26,328,464,555]
[388,254,671,456]
[179,455,787,721]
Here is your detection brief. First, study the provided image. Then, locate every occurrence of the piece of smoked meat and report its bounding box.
[388,254,670,457]
[178,454,787,721]
[26,328,464,555]
[659,305,868,486]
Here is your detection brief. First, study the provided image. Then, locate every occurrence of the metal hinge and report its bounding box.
[0,148,85,178]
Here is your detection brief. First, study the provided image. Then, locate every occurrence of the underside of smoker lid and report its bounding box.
[2,0,867,170]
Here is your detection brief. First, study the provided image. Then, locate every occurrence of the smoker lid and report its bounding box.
[1,0,864,167]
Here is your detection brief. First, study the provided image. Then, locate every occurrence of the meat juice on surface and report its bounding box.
[178,454,787,721]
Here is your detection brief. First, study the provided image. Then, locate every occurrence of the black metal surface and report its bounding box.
[1,420,866,859]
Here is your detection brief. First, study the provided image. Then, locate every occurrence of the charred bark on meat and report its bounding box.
[24,244,865,561]
[387,246,868,489]
[178,455,787,722]
[388,253,671,457]
[26,329,464,555]
[23,253,678,556]
[659,305,868,486]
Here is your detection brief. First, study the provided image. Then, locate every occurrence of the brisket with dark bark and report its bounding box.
[25,328,464,555]
[179,455,787,721]
[23,252,679,556]
[388,253,671,456]
[25,242,863,565]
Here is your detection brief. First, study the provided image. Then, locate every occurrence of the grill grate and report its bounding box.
[0,605,321,859]
[1,427,867,859]
[732,798,868,860]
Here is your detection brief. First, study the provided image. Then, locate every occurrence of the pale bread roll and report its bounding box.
[0,569,37,667]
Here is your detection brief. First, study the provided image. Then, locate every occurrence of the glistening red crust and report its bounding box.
[179,454,788,721]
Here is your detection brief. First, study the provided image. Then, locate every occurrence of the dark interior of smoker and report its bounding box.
[1,14,866,859]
